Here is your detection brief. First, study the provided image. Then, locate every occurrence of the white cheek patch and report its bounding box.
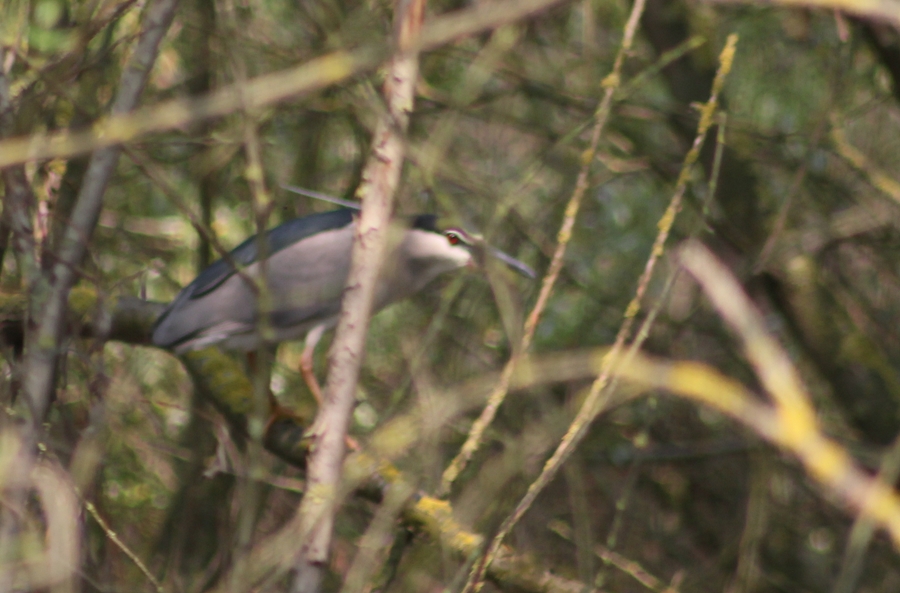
[403,230,472,280]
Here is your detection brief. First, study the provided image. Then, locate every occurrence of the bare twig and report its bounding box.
[831,117,900,202]
[707,0,900,26]
[338,481,416,593]
[0,50,38,286]
[0,0,567,169]
[595,546,678,593]
[84,500,163,593]
[832,432,900,593]
[596,107,729,586]
[19,0,178,428]
[548,520,677,592]
[461,33,739,593]
[223,1,278,581]
[754,114,828,272]
[439,0,648,498]
[676,241,900,546]
[290,1,425,591]
[726,455,770,593]
[122,148,263,298]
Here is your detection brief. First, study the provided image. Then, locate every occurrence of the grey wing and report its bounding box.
[151,270,259,351]
[153,225,355,352]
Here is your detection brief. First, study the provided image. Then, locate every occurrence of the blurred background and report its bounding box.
[3,0,900,591]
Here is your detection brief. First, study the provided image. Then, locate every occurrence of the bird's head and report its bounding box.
[397,219,534,291]
[279,183,536,280]
[440,227,535,279]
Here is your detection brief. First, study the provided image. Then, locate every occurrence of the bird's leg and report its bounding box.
[300,325,326,405]
[299,349,324,405]
[298,326,360,451]
[246,350,309,436]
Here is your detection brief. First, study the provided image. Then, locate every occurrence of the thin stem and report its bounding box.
[290,1,426,590]
[461,32,739,593]
[439,0,648,497]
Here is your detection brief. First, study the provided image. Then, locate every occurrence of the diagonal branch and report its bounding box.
[0,50,38,287]
[19,0,178,427]
[461,31,739,593]
[439,0,648,497]
[289,1,425,591]
[0,0,567,169]
[0,289,669,593]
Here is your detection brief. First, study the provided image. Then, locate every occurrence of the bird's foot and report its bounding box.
[299,353,325,405]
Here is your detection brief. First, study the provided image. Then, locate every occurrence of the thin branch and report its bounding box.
[199,347,626,593]
[338,481,416,593]
[676,241,900,547]
[0,49,38,286]
[439,0,648,498]
[832,432,900,593]
[594,546,678,593]
[727,454,770,593]
[222,0,278,582]
[754,112,827,272]
[0,0,567,168]
[707,0,900,26]
[831,117,900,203]
[290,1,425,591]
[461,32,739,593]
[122,148,263,297]
[19,0,178,427]
[84,500,163,593]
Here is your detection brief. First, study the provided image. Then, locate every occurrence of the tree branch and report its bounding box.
[0,289,687,593]
[0,0,567,169]
[0,49,38,288]
[290,1,425,590]
[18,0,178,427]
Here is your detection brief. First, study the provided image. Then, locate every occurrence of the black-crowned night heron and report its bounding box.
[152,207,534,401]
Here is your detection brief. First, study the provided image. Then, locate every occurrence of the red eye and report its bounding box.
[446,232,461,245]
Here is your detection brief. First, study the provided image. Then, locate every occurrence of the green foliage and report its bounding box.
[3,0,900,591]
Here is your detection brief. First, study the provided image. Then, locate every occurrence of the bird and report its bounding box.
[151,204,534,403]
